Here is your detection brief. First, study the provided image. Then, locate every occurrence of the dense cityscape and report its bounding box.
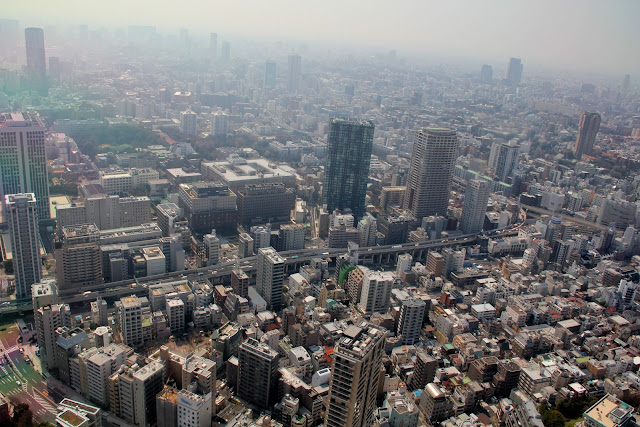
[0,6,639,427]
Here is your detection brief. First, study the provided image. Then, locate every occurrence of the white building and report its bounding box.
[143,246,166,276]
[177,389,212,427]
[280,223,305,251]
[166,298,185,333]
[211,111,228,136]
[180,110,197,136]
[256,247,285,311]
[359,270,394,314]
[203,230,220,266]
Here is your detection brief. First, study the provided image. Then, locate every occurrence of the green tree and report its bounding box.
[541,410,566,427]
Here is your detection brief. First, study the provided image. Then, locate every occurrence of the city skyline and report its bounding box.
[1,1,639,77]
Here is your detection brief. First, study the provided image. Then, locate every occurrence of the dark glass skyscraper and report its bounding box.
[322,118,374,218]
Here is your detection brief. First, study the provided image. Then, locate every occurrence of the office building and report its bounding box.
[359,270,394,314]
[236,183,295,226]
[322,118,374,219]
[232,269,249,298]
[0,112,50,220]
[279,223,305,251]
[397,298,426,345]
[265,60,276,89]
[24,27,47,93]
[180,110,197,136]
[56,195,151,232]
[574,111,601,159]
[287,54,302,93]
[91,298,108,326]
[237,338,280,409]
[178,182,237,233]
[404,128,458,219]
[177,390,212,427]
[202,156,296,191]
[460,180,491,234]
[328,225,360,249]
[155,203,184,237]
[55,224,102,291]
[6,193,41,298]
[506,57,523,84]
[488,139,520,183]
[210,110,228,136]
[256,247,285,311]
[325,323,386,427]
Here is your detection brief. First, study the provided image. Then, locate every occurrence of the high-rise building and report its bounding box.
[488,139,521,183]
[237,338,279,409]
[358,213,377,247]
[460,180,491,234]
[322,118,374,219]
[412,351,437,391]
[404,128,458,219]
[221,41,230,63]
[265,60,276,89]
[180,110,197,136]
[210,111,228,136]
[6,194,41,298]
[573,111,601,159]
[506,57,523,84]
[237,233,254,258]
[480,64,493,83]
[34,297,71,370]
[55,224,102,291]
[110,361,164,427]
[209,33,217,62]
[287,54,302,93]
[24,28,47,93]
[231,269,249,298]
[325,323,386,427]
[279,223,305,251]
[396,298,426,345]
[256,247,285,311]
[359,270,394,314]
[622,74,631,92]
[0,112,50,220]
[203,229,219,266]
[115,296,145,348]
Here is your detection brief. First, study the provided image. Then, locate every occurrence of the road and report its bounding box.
[1,224,523,311]
[521,204,607,232]
[0,322,56,423]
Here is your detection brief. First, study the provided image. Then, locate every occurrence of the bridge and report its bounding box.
[2,227,522,312]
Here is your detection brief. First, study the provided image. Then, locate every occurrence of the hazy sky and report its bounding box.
[6,0,640,76]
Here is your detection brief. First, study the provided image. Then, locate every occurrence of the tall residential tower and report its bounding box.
[325,322,386,427]
[460,180,491,234]
[404,128,458,220]
[6,193,41,298]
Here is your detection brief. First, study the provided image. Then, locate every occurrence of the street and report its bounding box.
[0,321,56,423]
